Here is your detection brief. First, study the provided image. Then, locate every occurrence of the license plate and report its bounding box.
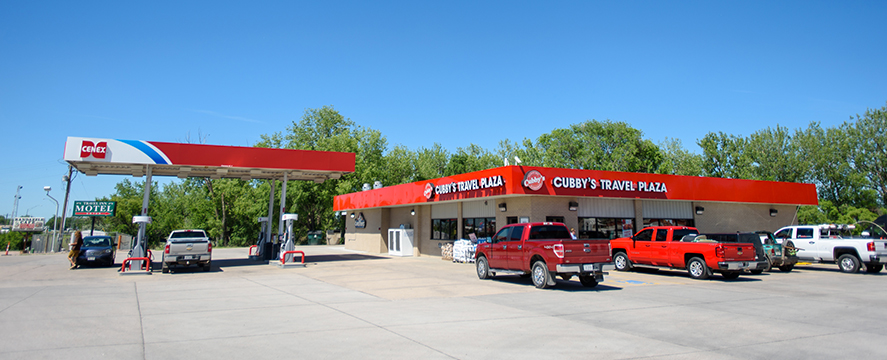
[87,257,95,261]
[583,264,595,271]
[183,255,194,260]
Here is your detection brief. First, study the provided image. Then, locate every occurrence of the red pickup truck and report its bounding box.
[475,222,611,289]
[610,226,761,280]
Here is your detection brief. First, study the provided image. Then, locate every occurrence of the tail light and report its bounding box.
[552,244,565,259]
[715,244,725,258]
[770,248,775,255]
[867,242,875,252]
[164,244,170,254]
[208,241,213,253]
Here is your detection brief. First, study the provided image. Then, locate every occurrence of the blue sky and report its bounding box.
[2,1,886,221]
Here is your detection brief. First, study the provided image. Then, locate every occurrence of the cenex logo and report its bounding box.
[80,141,107,159]
[522,170,545,191]
[424,182,435,200]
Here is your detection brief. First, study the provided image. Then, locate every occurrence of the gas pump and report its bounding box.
[251,216,270,261]
[279,213,298,263]
[131,215,152,269]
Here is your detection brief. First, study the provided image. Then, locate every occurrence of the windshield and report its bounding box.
[82,236,112,247]
[170,230,207,239]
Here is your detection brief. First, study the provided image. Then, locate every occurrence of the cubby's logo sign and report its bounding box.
[80,141,107,159]
[424,183,435,200]
[522,170,545,191]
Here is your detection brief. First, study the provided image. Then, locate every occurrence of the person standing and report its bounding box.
[68,231,83,269]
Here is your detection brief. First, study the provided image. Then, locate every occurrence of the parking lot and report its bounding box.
[1,246,886,360]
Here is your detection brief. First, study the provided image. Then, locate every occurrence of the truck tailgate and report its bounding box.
[562,239,611,264]
[722,243,756,261]
[870,240,887,256]
[169,240,210,254]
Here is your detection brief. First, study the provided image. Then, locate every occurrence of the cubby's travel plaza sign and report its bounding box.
[73,201,117,217]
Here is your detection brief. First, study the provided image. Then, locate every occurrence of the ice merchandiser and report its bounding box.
[387,228,414,256]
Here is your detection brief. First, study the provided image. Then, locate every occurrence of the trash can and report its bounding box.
[307,231,324,245]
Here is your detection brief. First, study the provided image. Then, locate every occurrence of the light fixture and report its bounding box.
[568,201,578,211]
[770,209,778,217]
[340,211,347,216]
[350,212,355,218]
[695,206,704,215]
[410,209,415,216]
[498,203,507,212]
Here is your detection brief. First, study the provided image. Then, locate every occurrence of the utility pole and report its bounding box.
[11,185,22,222]
[45,186,60,252]
[58,165,73,251]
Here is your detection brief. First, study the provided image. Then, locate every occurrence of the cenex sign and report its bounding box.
[73,201,117,217]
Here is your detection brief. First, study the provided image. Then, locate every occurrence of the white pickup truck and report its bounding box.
[161,229,213,273]
[774,224,887,273]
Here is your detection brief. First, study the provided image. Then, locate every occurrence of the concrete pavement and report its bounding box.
[1,246,885,359]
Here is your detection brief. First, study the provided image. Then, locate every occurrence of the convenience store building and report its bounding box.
[333,166,819,256]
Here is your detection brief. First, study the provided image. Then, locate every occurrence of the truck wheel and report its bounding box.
[778,265,794,272]
[161,262,169,274]
[531,261,552,289]
[866,264,883,273]
[476,256,492,279]
[614,252,631,271]
[687,257,710,280]
[579,275,598,288]
[837,254,860,273]
[721,272,740,280]
[762,255,772,272]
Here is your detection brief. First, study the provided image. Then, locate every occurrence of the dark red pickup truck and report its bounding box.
[610,226,763,280]
[475,222,611,289]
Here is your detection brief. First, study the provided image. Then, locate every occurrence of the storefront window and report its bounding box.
[463,217,496,239]
[643,219,695,228]
[546,216,565,223]
[578,217,634,239]
[432,218,457,240]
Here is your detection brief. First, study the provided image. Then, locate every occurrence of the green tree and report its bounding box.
[798,200,883,234]
[656,137,703,176]
[796,122,875,208]
[847,103,887,206]
[415,143,450,181]
[256,105,392,241]
[533,120,661,172]
[444,144,499,176]
[698,132,753,179]
[746,125,807,182]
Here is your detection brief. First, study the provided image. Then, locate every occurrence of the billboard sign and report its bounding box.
[12,217,45,232]
[73,201,117,217]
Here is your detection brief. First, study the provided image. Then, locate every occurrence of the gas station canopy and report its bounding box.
[63,137,355,181]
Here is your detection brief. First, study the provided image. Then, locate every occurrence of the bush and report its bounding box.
[0,232,26,251]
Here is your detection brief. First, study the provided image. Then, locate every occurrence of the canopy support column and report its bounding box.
[131,165,152,270]
[278,171,288,240]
